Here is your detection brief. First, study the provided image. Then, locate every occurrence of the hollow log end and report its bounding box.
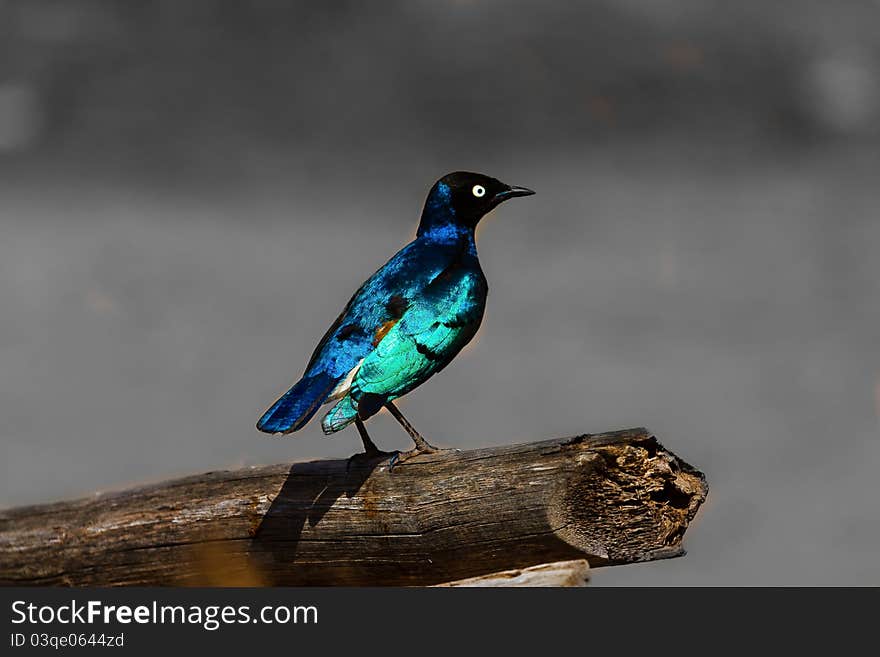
[549,429,708,565]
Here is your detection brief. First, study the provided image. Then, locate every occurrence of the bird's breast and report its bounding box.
[435,266,488,323]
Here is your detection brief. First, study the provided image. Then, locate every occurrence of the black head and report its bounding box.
[419,171,534,235]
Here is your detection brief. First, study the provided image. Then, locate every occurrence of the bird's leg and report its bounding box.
[347,418,397,471]
[385,401,457,470]
[385,401,438,452]
[355,418,387,456]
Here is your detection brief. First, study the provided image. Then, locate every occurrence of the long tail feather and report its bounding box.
[256,372,337,434]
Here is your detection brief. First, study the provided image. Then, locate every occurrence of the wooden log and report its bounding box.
[0,428,707,586]
[435,559,590,587]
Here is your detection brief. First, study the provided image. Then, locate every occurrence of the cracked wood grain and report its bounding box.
[435,559,591,587]
[0,428,708,586]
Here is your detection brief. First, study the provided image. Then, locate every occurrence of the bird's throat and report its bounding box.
[418,221,472,244]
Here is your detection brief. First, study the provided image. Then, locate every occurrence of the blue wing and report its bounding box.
[322,259,487,433]
[257,237,463,434]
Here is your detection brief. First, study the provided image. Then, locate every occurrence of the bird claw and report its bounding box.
[346,449,400,473]
[387,446,459,472]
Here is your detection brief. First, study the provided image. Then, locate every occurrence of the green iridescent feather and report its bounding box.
[321,262,486,433]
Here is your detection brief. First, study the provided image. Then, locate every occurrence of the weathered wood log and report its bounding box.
[0,428,707,586]
[436,559,591,587]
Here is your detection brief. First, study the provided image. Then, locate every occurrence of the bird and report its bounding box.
[256,171,534,466]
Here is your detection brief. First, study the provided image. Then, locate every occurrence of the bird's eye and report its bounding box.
[472,185,486,198]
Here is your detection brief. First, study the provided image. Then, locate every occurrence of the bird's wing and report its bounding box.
[303,238,465,380]
[258,238,463,435]
[327,264,487,425]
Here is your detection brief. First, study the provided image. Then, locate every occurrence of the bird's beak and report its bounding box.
[493,185,536,202]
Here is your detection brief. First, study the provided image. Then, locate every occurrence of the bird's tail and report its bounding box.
[256,371,338,434]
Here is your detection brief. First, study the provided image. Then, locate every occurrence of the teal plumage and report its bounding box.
[322,237,487,433]
[257,171,534,463]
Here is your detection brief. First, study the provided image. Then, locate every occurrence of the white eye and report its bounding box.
[472,184,486,198]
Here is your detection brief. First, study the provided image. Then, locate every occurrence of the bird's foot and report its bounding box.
[387,444,460,472]
[346,448,400,472]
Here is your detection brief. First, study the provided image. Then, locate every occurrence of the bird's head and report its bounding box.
[418,171,534,237]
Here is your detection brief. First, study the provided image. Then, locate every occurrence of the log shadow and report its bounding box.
[249,455,383,585]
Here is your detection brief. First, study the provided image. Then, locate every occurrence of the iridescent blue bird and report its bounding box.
[256,171,534,465]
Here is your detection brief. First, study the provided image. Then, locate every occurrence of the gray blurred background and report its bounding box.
[1,0,879,585]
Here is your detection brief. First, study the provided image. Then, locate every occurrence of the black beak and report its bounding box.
[494,185,536,202]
